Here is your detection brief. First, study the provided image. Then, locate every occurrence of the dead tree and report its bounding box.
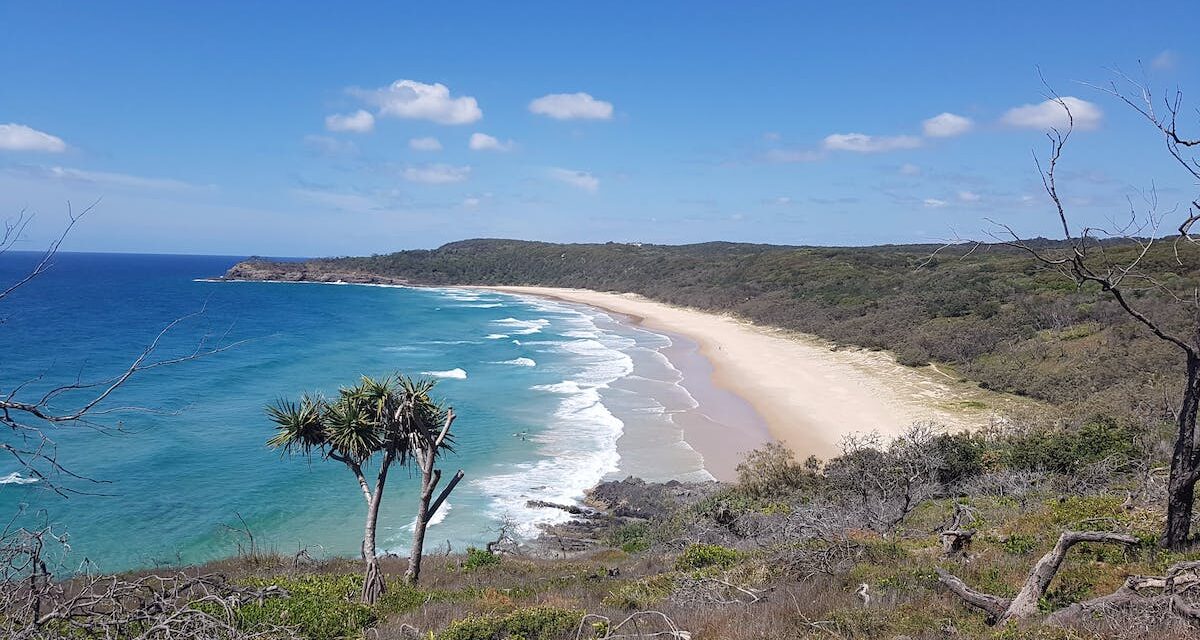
[2,203,236,492]
[986,78,1200,550]
[1044,559,1200,630]
[938,503,977,558]
[0,522,296,639]
[937,530,1139,625]
[824,424,943,535]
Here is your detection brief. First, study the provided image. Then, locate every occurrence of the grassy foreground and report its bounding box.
[139,421,1198,640]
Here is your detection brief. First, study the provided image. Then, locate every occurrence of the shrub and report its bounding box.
[463,546,501,571]
[735,442,821,498]
[675,543,740,571]
[606,522,651,554]
[436,606,582,640]
[1002,534,1038,555]
[1001,416,1137,474]
[228,574,376,640]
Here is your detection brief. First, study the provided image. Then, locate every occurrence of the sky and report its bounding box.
[1,2,1197,256]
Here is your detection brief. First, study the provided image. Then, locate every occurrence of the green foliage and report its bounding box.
[1000,416,1137,473]
[932,432,988,484]
[229,574,377,640]
[606,522,651,554]
[463,546,501,571]
[435,606,582,640]
[675,543,740,571]
[267,374,453,464]
[1002,534,1038,555]
[735,442,821,499]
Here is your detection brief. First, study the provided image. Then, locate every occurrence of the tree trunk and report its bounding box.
[404,459,435,585]
[1164,354,1200,551]
[360,457,392,604]
[1000,531,1138,622]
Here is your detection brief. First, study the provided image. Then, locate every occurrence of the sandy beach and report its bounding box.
[483,286,1016,475]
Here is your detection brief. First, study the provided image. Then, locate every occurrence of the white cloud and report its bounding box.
[469,132,514,151]
[28,165,201,190]
[304,135,357,155]
[324,109,375,133]
[529,92,614,120]
[762,131,782,142]
[549,168,599,192]
[1151,50,1178,71]
[402,164,471,184]
[408,136,443,151]
[770,196,792,205]
[923,198,948,208]
[1001,96,1102,130]
[957,190,981,202]
[462,197,481,208]
[0,123,67,152]
[823,133,922,153]
[922,112,973,137]
[899,163,921,176]
[351,80,482,125]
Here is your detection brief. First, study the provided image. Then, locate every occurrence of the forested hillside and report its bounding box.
[232,238,1200,408]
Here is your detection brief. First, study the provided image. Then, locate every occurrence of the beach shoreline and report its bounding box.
[476,286,1010,468]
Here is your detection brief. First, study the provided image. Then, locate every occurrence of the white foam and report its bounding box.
[464,303,504,308]
[403,501,451,532]
[0,472,38,485]
[473,303,645,537]
[495,357,536,367]
[485,333,509,340]
[435,288,485,301]
[476,382,623,536]
[532,381,582,394]
[421,368,467,380]
[492,317,550,335]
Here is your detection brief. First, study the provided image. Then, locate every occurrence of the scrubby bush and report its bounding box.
[606,522,651,554]
[1001,416,1137,474]
[436,606,582,640]
[735,442,821,499]
[675,544,740,571]
[463,547,501,571]
[230,574,377,640]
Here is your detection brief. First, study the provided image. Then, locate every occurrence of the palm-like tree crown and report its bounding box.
[266,374,453,466]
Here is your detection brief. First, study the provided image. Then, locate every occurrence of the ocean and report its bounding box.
[0,252,713,572]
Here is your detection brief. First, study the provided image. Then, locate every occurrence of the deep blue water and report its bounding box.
[0,252,707,571]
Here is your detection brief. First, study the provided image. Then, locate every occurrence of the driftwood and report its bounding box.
[938,530,1139,624]
[1045,560,1200,626]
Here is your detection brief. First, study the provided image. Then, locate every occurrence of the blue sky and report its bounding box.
[1,2,1196,256]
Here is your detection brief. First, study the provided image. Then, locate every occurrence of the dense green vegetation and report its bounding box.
[280,237,1200,406]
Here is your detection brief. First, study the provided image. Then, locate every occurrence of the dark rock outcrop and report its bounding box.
[220,259,410,286]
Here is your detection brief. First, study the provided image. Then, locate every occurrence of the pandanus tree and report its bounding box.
[266,374,461,603]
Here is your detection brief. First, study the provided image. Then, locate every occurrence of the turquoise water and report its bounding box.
[0,253,710,572]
